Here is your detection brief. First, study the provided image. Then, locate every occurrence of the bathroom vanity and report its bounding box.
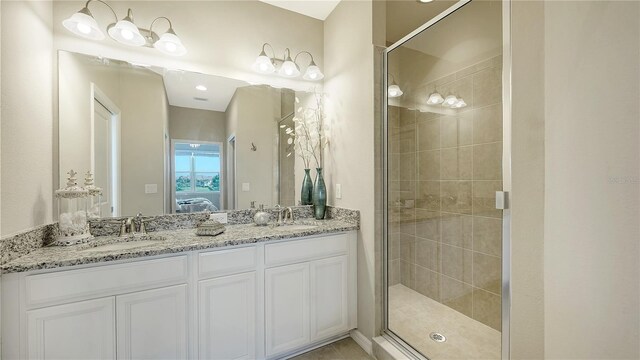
[1,219,358,360]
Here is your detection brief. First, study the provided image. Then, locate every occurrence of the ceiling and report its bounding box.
[385,0,458,45]
[258,0,341,20]
[162,71,249,112]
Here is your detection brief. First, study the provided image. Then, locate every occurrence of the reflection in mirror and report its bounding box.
[58,51,306,217]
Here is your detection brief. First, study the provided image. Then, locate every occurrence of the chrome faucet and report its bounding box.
[282,207,294,224]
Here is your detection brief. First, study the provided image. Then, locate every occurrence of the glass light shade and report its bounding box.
[443,94,458,107]
[62,10,104,40]
[108,20,145,46]
[252,54,276,74]
[388,84,403,98]
[154,31,187,56]
[427,92,444,105]
[278,60,301,78]
[303,64,324,81]
[453,98,467,109]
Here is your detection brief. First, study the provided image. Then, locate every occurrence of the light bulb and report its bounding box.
[303,63,324,81]
[278,59,300,78]
[443,95,458,107]
[388,84,403,98]
[453,99,467,109]
[154,30,187,56]
[62,9,104,40]
[427,92,444,105]
[108,18,145,46]
[252,53,275,74]
[77,23,91,34]
[121,29,133,40]
[195,85,207,91]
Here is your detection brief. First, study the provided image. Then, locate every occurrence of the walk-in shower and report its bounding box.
[383,1,510,358]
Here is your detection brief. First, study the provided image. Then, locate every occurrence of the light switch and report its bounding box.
[145,184,158,194]
[336,184,342,199]
[242,183,250,192]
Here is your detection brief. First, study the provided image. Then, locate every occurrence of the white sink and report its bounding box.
[79,237,166,253]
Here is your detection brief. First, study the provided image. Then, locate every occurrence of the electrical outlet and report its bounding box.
[336,184,342,199]
[242,183,250,192]
[210,212,228,224]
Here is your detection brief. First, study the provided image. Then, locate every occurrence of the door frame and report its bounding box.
[381,0,512,359]
[170,139,225,213]
[91,83,121,217]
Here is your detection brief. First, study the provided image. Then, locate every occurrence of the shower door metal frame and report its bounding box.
[381,0,512,359]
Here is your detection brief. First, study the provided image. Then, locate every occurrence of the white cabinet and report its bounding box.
[26,297,115,360]
[4,231,357,360]
[265,263,310,357]
[264,248,353,358]
[310,255,349,341]
[199,272,256,360]
[116,285,188,360]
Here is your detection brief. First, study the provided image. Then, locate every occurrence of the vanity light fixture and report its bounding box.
[195,85,208,91]
[252,43,323,81]
[426,90,444,105]
[62,1,186,56]
[443,94,459,107]
[387,74,403,98]
[452,98,467,109]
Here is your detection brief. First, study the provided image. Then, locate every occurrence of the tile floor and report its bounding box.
[291,337,373,360]
[388,284,501,360]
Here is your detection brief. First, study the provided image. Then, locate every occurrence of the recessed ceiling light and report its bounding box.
[195,85,207,91]
[417,0,434,3]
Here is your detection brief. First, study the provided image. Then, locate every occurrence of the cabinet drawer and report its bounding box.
[265,234,348,268]
[26,256,188,307]
[198,246,257,279]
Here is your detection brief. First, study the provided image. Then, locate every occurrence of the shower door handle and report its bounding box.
[495,191,509,210]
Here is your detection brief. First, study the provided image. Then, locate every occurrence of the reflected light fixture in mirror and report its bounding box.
[427,91,444,105]
[195,85,207,91]
[252,43,323,81]
[388,74,403,98]
[443,94,458,106]
[62,0,187,56]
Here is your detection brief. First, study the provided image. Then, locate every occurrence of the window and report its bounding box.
[174,144,221,193]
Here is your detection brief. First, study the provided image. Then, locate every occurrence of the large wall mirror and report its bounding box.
[58,51,307,217]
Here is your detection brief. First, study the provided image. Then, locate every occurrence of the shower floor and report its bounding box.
[388,284,501,360]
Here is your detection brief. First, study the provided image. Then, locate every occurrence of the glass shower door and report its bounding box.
[384,1,506,359]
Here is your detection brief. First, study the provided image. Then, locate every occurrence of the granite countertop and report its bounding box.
[1,218,358,274]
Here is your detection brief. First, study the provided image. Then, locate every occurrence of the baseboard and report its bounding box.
[350,329,373,355]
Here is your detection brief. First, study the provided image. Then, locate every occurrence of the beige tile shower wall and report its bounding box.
[389,55,502,331]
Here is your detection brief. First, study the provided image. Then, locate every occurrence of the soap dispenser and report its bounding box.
[253,204,270,226]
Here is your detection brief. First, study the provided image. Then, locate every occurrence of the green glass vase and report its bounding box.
[313,168,327,220]
[301,169,313,205]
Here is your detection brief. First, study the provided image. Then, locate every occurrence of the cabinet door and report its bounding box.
[116,284,188,359]
[27,297,115,360]
[199,272,256,360]
[310,255,350,341]
[265,263,310,357]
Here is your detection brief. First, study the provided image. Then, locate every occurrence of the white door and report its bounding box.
[265,263,310,357]
[310,255,350,341]
[199,272,256,360]
[116,285,188,360]
[94,99,117,216]
[26,297,115,360]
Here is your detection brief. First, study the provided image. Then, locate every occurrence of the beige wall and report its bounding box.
[0,0,54,236]
[543,1,639,358]
[510,1,545,358]
[225,86,281,209]
[52,1,323,92]
[118,72,168,216]
[169,106,226,144]
[323,0,376,340]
